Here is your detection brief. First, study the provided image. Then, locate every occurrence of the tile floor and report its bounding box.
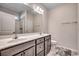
[47,43,78,56]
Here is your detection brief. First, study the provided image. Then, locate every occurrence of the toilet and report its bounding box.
[51,39,57,48]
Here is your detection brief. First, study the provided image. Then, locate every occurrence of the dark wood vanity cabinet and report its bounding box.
[45,35,51,55]
[0,40,35,56]
[14,51,25,56]
[15,46,35,56]
[47,38,51,53]
[36,38,44,56]
[0,35,51,56]
[36,35,51,56]
[24,46,35,56]
[45,40,48,55]
[37,50,44,56]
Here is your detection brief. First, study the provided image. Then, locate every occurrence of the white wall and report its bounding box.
[48,3,77,50]
[0,11,15,35]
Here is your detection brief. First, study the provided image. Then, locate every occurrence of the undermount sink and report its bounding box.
[0,37,27,44]
[6,36,34,43]
[0,34,45,44]
[7,35,39,43]
[0,42,7,45]
[0,38,13,45]
[8,37,27,43]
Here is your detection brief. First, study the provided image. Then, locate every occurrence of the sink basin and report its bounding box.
[0,38,13,45]
[0,37,27,44]
[0,34,43,44]
[8,35,39,43]
[0,42,7,45]
[7,37,27,43]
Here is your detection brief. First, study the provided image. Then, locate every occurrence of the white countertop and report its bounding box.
[0,33,50,50]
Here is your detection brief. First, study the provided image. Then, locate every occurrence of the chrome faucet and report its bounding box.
[13,32,18,39]
[40,32,42,35]
[40,32,45,35]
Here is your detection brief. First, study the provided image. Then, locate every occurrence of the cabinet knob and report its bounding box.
[23,52,25,56]
[40,40,41,41]
[40,47,41,48]
[21,53,23,56]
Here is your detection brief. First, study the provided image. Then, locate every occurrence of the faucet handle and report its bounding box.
[13,32,15,34]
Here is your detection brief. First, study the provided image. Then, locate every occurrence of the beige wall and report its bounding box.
[27,11,34,33]
[0,11,15,35]
[33,14,42,32]
[20,11,28,33]
[77,3,79,54]
[20,10,34,33]
[15,20,20,34]
[33,4,48,33]
[48,3,77,50]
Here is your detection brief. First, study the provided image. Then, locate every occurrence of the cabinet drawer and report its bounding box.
[37,50,44,56]
[45,35,51,40]
[37,43,44,54]
[1,40,35,56]
[36,38,44,44]
[47,39,51,53]
[24,46,35,56]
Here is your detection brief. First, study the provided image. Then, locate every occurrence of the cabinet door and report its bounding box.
[24,46,35,56]
[47,39,51,53]
[37,43,44,54]
[45,40,48,55]
[1,40,35,56]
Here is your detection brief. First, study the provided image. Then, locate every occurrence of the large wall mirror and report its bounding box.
[0,3,45,36]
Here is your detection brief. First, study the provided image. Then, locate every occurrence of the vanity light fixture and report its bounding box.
[15,16,20,21]
[24,3,29,6]
[33,4,44,15]
[15,16,18,20]
[24,3,44,14]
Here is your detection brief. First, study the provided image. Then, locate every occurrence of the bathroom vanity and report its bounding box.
[0,3,51,56]
[0,34,51,56]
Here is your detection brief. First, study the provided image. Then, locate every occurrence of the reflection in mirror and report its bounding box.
[0,8,16,35]
[0,3,45,38]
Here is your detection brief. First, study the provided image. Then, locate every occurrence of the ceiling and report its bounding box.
[0,3,25,13]
[0,3,64,15]
[42,3,64,10]
[0,3,31,15]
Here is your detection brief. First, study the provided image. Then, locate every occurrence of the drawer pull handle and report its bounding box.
[40,40,41,41]
[40,47,41,48]
[23,52,25,55]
